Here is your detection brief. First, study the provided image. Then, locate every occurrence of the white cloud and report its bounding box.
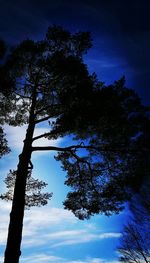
[0,199,121,252]
[0,201,76,246]
[21,205,78,247]
[1,253,64,263]
[32,127,62,148]
[68,259,119,263]
[22,206,120,248]
[4,124,62,154]
[0,253,120,263]
[98,233,121,239]
[51,231,121,248]
[21,254,64,263]
[4,124,27,150]
[46,230,86,239]
[0,201,11,246]
[21,255,119,263]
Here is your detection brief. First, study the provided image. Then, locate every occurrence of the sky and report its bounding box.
[0,1,150,263]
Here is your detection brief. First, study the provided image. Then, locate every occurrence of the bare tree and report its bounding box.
[118,222,150,263]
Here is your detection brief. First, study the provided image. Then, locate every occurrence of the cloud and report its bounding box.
[1,253,64,263]
[21,254,119,263]
[0,199,121,251]
[0,199,121,262]
[64,259,119,263]
[4,125,62,154]
[51,231,121,248]
[98,233,121,239]
[21,254,64,263]
[0,200,76,246]
[0,202,11,246]
[0,253,120,263]
[22,206,120,249]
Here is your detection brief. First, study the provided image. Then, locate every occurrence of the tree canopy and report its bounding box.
[0,25,150,262]
[1,26,150,218]
[0,39,10,158]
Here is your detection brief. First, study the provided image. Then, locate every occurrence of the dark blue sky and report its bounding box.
[0,0,150,104]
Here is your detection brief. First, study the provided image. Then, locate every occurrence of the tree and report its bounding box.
[0,39,10,158]
[118,222,150,263]
[118,178,150,263]
[129,177,150,225]
[0,169,52,208]
[0,25,149,262]
[0,127,9,157]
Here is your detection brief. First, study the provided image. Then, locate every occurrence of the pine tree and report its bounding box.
[0,169,52,208]
[0,39,10,157]
[0,25,149,262]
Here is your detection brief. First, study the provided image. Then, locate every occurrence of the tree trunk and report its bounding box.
[4,88,36,263]
[4,145,32,263]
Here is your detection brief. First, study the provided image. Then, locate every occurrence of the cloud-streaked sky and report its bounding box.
[0,1,149,262]
[0,198,124,263]
[0,125,127,262]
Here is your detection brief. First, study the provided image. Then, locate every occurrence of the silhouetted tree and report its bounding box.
[0,39,10,157]
[118,177,150,263]
[118,222,150,263]
[0,169,52,208]
[0,127,9,157]
[0,25,149,262]
[130,178,150,225]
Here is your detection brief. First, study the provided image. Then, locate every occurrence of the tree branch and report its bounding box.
[35,112,62,124]
[69,150,100,194]
[32,145,85,152]
[14,91,31,100]
[35,116,52,124]
[35,106,50,115]
[35,103,62,117]
[31,144,102,152]
[32,132,53,141]
[31,143,137,155]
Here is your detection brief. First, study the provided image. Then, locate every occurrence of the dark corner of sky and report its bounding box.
[0,0,150,105]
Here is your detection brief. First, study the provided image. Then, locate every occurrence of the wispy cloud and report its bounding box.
[22,207,121,249]
[0,200,121,251]
[0,200,78,246]
[4,124,62,154]
[21,254,64,263]
[4,124,27,150]
[0,202,11,250]
[22,217,121,249]
[20,254,119,263]
[51,231,121,248]
[70,259,119,263]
